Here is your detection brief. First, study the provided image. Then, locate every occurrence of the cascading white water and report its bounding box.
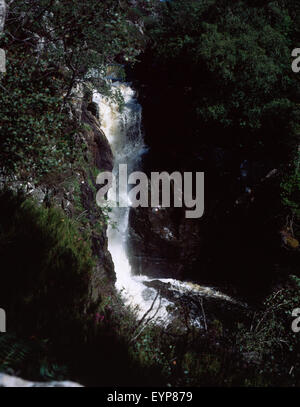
[94,83,172,321]
[94,82,238,324]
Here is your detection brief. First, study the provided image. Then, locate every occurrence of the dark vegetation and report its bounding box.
[0,0,299,386]
[0,188,299,386]
[132,0,300,300]
[0,0,144,180]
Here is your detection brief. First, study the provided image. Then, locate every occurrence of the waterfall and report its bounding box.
[94,83,172,321]
[94,82,239,324]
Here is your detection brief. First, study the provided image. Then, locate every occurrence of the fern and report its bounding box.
[0,334,31,371]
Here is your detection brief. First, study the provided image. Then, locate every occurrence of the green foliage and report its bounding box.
[0,334,31,372]
[0,0,299,388]
[0,0,145,179]
[97,277,300,387]
[0,53,77,179]
[0,333,68,382]
[3,0,143,76]
[0,189,95,343]
[236,275,300,386]
[145,0,298,131]
[281,147,300,222]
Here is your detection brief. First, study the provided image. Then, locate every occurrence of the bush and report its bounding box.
[281,147,300,227]
[236,275,300,386]
[0,333,68,382]
[0,52,78,180]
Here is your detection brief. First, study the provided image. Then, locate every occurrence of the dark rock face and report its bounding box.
[7,92,116,304]
[42,93,115,290]
[81,101,114,173]
[128,205,203,280]
[0,87,117,384]
[130,60,298,301]
[87,101,100,119]
[79,100,115,289]
[80,176,116,287]
[127,150,287,302]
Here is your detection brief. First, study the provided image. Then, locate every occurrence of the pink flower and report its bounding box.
[95,313,104,322]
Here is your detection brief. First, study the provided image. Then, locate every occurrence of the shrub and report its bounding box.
[0,52,78,180]
[236,275,300,386]
[281,147,300,227]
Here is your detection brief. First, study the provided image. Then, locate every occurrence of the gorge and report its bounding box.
[0,0,299,388]
[94,81,245,326]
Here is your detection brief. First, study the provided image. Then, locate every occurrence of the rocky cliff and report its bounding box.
[1,87,116,294]
[0,85,117,385]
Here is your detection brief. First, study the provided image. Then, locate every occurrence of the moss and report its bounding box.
[0,189,95,345]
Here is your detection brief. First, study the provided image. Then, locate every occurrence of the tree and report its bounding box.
[3,0,145,95]
[0,0,145,178]
[143,0,299,133]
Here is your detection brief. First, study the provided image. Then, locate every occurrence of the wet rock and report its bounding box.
[0,96,116,317]
[87,101,100,119]
[128,205,203,280]
[280,228,300,250]
[69,83,84,121]
[28,186,47,204]
[143,279,248,331]
[80,178,115,284]
[81,105,114,172]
